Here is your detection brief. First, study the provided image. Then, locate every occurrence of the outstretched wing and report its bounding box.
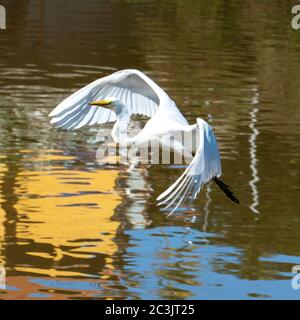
[157,118,222,215]
[49,69,166,130]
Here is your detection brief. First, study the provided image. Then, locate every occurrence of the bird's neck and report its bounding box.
[111,112,130,143]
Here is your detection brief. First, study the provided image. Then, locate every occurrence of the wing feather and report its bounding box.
[157,119,222,215]
[49,69,168,130]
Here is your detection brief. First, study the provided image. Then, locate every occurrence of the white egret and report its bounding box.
[49,69,239,214]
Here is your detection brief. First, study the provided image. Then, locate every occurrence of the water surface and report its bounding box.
[0,0,300,299]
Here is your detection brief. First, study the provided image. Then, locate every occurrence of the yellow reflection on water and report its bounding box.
[11,151,121,277]
[20,149,76,162]
[0,163,7,267]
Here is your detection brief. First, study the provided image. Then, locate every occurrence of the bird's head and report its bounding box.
[89,97,124,115]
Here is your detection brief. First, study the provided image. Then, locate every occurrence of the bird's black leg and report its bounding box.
[212,177,240,204]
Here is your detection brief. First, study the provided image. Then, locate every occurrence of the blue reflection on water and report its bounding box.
[27,293,51,299]
[121,227,300,299]
[29,278,100,291]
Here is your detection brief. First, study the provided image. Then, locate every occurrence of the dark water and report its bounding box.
[0,0,300,299]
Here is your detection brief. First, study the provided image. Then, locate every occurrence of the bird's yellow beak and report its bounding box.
[89,99,112,108]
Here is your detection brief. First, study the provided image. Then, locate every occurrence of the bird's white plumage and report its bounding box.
[50,69,171,129]
[157,118,221,214]
[49,69,222,214]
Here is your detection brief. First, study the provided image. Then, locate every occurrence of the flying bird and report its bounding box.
[49,69,239,214]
